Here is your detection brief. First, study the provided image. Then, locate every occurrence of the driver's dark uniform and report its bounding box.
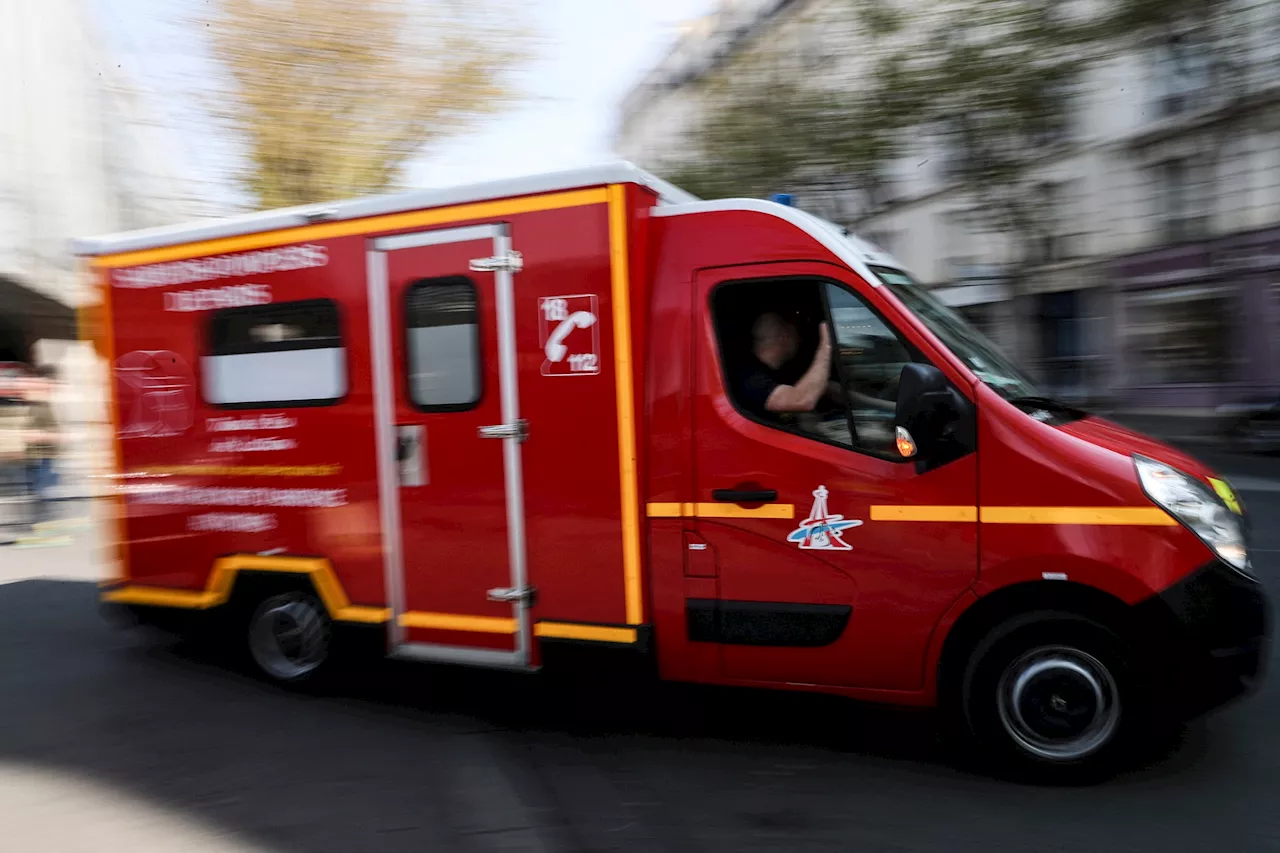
[734,356,840,425]
[735,355,784,421]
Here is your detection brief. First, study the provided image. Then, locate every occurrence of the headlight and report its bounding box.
[1134,455,1252,579]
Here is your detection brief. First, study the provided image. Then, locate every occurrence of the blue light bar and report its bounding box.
[770,193,794,206]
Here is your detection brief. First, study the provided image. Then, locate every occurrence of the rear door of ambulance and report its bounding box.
[366,187,648,667]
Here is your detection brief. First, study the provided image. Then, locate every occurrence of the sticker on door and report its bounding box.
[787,485,862,550]
[539,294,600,376]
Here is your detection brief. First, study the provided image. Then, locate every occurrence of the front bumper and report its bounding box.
[1135,559,1270,717]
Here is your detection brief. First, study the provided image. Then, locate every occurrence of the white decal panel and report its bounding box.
[787,486,863,550]
[539,294,600,377]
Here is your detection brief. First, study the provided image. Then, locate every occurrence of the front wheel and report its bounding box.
[246,591,332,683]
[958,614,1153,782]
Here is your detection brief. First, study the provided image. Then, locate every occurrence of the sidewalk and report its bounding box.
[0,501,102,584]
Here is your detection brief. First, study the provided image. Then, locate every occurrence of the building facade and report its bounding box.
[2,0,205,494]
[615,0,1280,411]
[1,0,202,362]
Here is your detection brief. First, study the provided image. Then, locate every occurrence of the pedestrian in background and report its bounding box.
[22,366,59,527]
[0,375,29,540]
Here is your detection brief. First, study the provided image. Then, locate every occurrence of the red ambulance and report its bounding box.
[76,163,1267,778]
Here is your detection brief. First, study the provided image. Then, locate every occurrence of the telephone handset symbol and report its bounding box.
[544,311,596,363]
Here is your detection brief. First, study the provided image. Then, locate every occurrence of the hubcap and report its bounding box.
[996,645,1121,762]
[249,594,329,681]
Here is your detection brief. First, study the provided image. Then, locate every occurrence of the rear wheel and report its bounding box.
[246,591,331,683]
[957,613,1151,782]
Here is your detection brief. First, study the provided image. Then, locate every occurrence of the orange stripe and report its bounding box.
[91,188,608,269]
[100,555,393,623]
[979,506,1177,526]
[608,184,644,625]
[870,505,977,522]
[91,264,129,582]
[397,612,517,634]
[534,622,637,643]
[693,503,795,520]
[644,502,796,519]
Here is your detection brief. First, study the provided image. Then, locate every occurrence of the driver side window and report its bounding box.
[825,283,916,457]
[711,277,921,459]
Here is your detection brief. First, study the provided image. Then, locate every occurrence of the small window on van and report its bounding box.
[204,298,346,408]
[405,277,481,410]
[711,278,922,459]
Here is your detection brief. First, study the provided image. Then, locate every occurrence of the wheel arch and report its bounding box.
[102,554,391,625]
[936,580,1142,711]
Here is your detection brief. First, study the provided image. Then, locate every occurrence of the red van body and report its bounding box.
[76,164,1266,775]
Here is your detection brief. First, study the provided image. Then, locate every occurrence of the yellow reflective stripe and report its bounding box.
[98,555,395,623]
[979,506,1177,526]
[644,502,795,519]
[102,586,217,608]
[334,606,394,624]
[693,503,795,519]
[94,264,129,584]
[534,622,637,643]
[608,184,644,626]
[92,188,609,268]
[870,505,977,522]
[398,612,517,634]
[651,502,1175,526]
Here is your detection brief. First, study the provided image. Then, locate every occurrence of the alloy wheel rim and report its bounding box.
[996,645,1121,762]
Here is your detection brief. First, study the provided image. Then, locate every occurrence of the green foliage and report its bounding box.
[663,70,897,207]
[662,0,1239,244]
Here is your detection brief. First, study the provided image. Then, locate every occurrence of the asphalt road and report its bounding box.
[1,456,1278,851]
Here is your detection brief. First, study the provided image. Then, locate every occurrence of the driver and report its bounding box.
[736,312,840,420]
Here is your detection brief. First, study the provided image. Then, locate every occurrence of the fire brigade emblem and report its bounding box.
[787,485,862,550]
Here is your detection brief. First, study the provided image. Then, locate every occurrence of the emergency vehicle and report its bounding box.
[75,163,1266,778]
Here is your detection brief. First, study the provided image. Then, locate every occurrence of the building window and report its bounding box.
[1153,158,1212,243]
[204,298,346,407]
[1152,31,1214,117]
[405,277,482,410]
[942,210,979,281]
[1125,284,1232,385]
[711,277,921,459]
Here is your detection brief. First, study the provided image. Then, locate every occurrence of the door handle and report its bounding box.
[477,419,529,443]
[712,489,778,503]
[487,586,538,607]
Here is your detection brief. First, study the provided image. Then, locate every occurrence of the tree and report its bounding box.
[658,0,907,222]
[663,69,898,223]
[204,0,531,209]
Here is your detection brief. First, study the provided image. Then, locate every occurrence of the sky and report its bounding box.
[88,0,716,210]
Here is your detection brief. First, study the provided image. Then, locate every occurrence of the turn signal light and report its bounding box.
[895,426,917,458]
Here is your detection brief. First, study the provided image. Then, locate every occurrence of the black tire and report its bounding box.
[244,590,333,684]
[954,611,1152,783]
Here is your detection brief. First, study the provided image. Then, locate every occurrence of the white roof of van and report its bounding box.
[72,162,700,258]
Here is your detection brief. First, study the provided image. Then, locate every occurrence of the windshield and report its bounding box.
[869,266,1038,401]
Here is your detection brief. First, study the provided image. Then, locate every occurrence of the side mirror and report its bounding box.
[895,363,972,463]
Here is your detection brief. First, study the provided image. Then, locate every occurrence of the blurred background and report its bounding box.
[5,0,1280,514]
[3,1,1280,848]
